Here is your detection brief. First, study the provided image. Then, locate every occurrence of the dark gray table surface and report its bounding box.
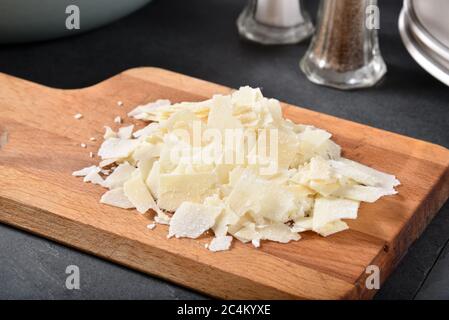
[0,0,448,300]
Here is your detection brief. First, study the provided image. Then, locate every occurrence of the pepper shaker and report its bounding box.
[237,0,314,45]
[300,0,387,89]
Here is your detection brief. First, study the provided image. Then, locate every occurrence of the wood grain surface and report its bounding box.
[0,67,448,299]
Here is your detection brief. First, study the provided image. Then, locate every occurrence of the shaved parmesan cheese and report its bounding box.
[291,217,313,233]
[72,165,98,177]
[74,86,400,251]
[316,220,349,237]
[133,122,159,138]
[227,170,295,222]
[258,223,300,243]
[118,125,134,139]
[103,126,117,139]
[98,138,140,159]
[123,174,158,214]
[157,172,217,211]
[251,238,260,248]
[100,188,135,209]
[333,185,395,203]
[233,223,259,243]
[212,207,239,237]
[128,99,171,118]
[312,197,359,230]
[74,113,83,119]
[83,168,104,186]
[208,95,242,130]
[103,162,136,189]
[168,202,222,238]
[146,160,160,198]
[155,214,170,225]
[208,236,233,252]
[330,158,400,190]
[99,158,117,168]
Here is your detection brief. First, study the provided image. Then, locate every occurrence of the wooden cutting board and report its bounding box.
[1,67,448,299]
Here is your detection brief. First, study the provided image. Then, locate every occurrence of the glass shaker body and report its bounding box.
[300,0,386,89]
[237,0,314,45]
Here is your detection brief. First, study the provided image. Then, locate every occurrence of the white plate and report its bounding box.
[0,0,152,44]
[413,0,449,49]
[399,7,449,86]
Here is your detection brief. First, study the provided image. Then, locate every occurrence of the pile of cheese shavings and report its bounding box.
[73,87,400,252]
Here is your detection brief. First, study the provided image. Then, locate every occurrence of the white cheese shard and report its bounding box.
[128,99,171,118]
[168,202,222,238]
[208,236,233,252]
[251,238,260,248]
[316,220,349,237]
[207,95,242,130]
[72,165,98,177]
[258,223,300,243]
[312,197,359,230]
[154,214,170,225]
[100,188,135,209]
[227,170,295,222]
[298,127,333,162]
[103,162,136,189]
[157,172,217,211]
[133,142,161,162]
[83,167,104,186]
[99,158,117,168]
[74,113,83,119]
[103,126,117,139]
[133,122,159,138]
[114,116,122,124]
[291,217,313,233]
[146,160,160,198]
[118,125,134,139]
[330,158,400,190]
[232,222,259,243]
[212,207,240,237]
[123,174,158,214]
[98,138,140,159]
[332,185,394,203]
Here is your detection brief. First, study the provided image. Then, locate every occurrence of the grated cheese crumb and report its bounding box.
[209,236,233,252]
[114,116,122,124]
[251,238,260,248]
[147,223,156,230]
[74,113,83,119]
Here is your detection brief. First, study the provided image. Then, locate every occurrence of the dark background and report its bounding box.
[0,0,448,299]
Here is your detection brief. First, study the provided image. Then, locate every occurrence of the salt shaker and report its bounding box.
[300,0,387,89]
[237,0,314,45]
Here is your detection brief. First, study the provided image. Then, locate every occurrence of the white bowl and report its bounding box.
[0,0,152,43]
